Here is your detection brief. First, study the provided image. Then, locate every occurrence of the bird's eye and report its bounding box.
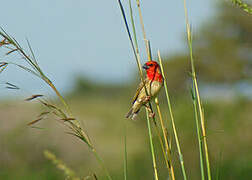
[149,64,153,67]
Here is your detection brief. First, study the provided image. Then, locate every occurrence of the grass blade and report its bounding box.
[191,86,205,180]
[25,94,43,101]
[183,0,212,179]
[135,0,151,61]
[118,1,159,179]
[131,2,174,178]
[27,117,43,126]
[145,110,159,180]
[157,51,187,180]
[154,98,175,180]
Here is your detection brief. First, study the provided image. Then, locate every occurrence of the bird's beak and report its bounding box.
[142,63,149,70]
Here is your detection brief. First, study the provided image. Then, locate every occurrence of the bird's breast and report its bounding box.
[149,80,163,97]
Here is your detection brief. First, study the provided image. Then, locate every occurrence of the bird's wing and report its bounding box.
[131,79,147,104]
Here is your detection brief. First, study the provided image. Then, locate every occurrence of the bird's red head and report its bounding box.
[142,61,163,82]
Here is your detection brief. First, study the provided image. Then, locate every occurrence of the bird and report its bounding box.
[126,60,164,120]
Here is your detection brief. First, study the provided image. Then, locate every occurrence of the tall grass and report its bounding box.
[117,0,218,179]
[117,1,159,179]
[0,28,112,180]
[133,1,189,179]
[133,3,177,178]
[157,51,187,180]
[44,150,80,180]
[183,0,211,179]
[3,0,244,179]
[117,1,190,180]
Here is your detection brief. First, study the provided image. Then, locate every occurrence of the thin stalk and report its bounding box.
[157,51,188,180]
[118,0,141,77]
[118,1,159,179]
[42,78,112,180]
[133,2,176,178]
[146,110,159,180]
[193,74,211,180]
[192,85,205,180]
[133,1,175,179]
[44,78,72,115]
[153,122,172,178]
[129,0,139,54]
[129,2,161,178]
[148,106,174,180]
[155,98,175,180]
[216,149,223,180]
[135,0,151,61]
[45,75,112,180]
[183,1,211,179]
[91,148,113,180]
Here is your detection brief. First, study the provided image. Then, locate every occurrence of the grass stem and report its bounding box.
[146,110,159,180]
[0,28,113,180]
[135,0,151,61]
[134,2,176,179]
[118,1,159,179]
[158,51,187,180]
[91,148,113,180]
[157,51,188,180]
[192,85,205,180]
[155,98,175,180]
[183,1,212,179]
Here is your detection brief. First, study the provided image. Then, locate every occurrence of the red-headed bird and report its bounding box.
[126,61,164,120]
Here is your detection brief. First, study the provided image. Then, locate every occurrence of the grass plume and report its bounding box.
[44,150,80,180]
[0,28,112,180]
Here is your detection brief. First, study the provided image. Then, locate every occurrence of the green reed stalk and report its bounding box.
[118,1,159,179]
[135,0,151,61]
[157,51,187,180]
[183,1,211,179]
[192,84,205,180]
[92,148,113,180]
[155,98,175,180]
[134,1,177,179]
[130,1,171,178]
[146,110,159,180]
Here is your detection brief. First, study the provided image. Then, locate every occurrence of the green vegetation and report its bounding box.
[232,0,252,14]
[1,1,252,180]
[1,85,252,179]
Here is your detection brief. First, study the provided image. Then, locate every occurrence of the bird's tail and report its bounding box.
[125,108,139,120]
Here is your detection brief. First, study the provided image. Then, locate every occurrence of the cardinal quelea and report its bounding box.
[126,61,164,120]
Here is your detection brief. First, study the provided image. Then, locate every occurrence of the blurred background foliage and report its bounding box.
[1,2,252,180]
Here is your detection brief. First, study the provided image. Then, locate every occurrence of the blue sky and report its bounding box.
[0,0,214,96]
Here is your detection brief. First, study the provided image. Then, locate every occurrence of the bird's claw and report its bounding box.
[148,112,155,118]
[144,95,151,103]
